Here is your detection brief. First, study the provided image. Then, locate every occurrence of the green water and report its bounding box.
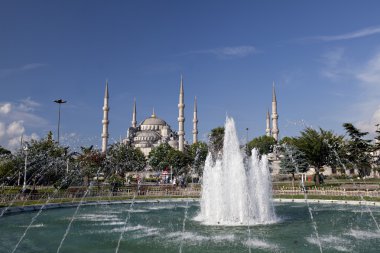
[0,201,379,253]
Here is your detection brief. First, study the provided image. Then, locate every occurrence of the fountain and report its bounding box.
[1,118,380,252]
[197,116,277,225]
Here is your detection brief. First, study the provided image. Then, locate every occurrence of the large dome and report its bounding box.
[141,116,167,126]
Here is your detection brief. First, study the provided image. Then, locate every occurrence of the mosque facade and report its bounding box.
[101,76,197,157]
[100,78,279,157]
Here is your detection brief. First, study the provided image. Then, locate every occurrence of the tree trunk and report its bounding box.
[291,172,295,189]
[315,168,320,186]
[84,175,89,186]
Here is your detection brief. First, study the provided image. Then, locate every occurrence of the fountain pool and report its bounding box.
[1,201,380,253]
[1,116,380,252]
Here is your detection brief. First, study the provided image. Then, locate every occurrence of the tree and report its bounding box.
[105,142,146,176]
[148,143,192,175]
[168,149,190,175]
[78,145,105,186]
[279,136,298,146]
[187,142,208,176]
[342,123,373,177]
[209,127,224,160]
[292,128,340,185]
[0,153,20,184]
[0,146,11,155]
[0,146,18,184]
[17,131,70,186]
[148,143,174,171]
[373,126,380,174]
[280,144,309,184]
[247,135,276,155]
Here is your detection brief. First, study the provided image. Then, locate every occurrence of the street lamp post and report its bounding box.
[54,99,67,144]
[23,145,28,191]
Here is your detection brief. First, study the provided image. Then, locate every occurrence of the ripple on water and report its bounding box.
[20,223,44,228]
[94,224,161,237]
[244,238,279,251]
[73,214,120,222]
[345,229,380,240]
[306,235,352,252]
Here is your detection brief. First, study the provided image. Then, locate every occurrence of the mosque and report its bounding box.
[100,77,279,157]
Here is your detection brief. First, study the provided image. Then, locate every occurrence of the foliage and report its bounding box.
[148,143,192,175]
[0,146,11,155]
[247,135,276,155]
[187,142,208,176]
[19,131,70,186]
[108,174,124,192]
[373,127,380,169]
[148,143,173,171]
[292,128,342,185]
[77,145,105,181]
[280,144,309,177]
[279,136,298,146]
[168,149,190,175]
[0,153,21,184]
[342,123,373,177]
[105,143,146,176]
[208,127,224,157]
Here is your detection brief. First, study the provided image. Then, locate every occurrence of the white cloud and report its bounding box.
[0,123,5,140]
[0,103,11,114]
[344,52,380,135]
[6,121,25,137]
[356,52,380,84]
[8,133,39,150]
[20,63,45,70]
[214,46,257,57]
[315,25,380,41]
[0,98,48,150]
[322,48,345,66]
[18,97,41,112]
[318,48,380,135]
[0,98,48,128]
[183,45,258,58]
[320,48,347,79]
[0,63,46,78]
[356,106,380,134]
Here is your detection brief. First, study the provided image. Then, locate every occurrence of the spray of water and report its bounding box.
[179,200,189,253]
[115,193,137,253]
[197,117,277,225]
[283,144,323,253]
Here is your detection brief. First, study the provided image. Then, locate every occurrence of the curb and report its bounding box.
[274,198,379,206]
[0,198,199,216]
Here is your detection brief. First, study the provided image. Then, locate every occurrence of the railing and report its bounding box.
[0,186,202,204]
[1,187,380,205]
[274,189,380,197]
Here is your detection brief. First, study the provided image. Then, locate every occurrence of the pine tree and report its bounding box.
[343,123,373,177]
[280,144,309,183]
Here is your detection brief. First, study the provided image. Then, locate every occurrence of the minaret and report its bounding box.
[101,80,110,153]
[271,82,279,142]
[131,98,137,128]
[266,109,271,137]
[192,96,198,144]
[178,75,185,151]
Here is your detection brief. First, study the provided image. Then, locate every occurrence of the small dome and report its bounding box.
[168,139,178,148]
[134,131,161,142]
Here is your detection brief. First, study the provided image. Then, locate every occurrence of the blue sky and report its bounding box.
[1,0,380,150]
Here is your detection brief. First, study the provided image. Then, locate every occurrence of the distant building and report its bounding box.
[122,76,198,157]
[124,109,181,156]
